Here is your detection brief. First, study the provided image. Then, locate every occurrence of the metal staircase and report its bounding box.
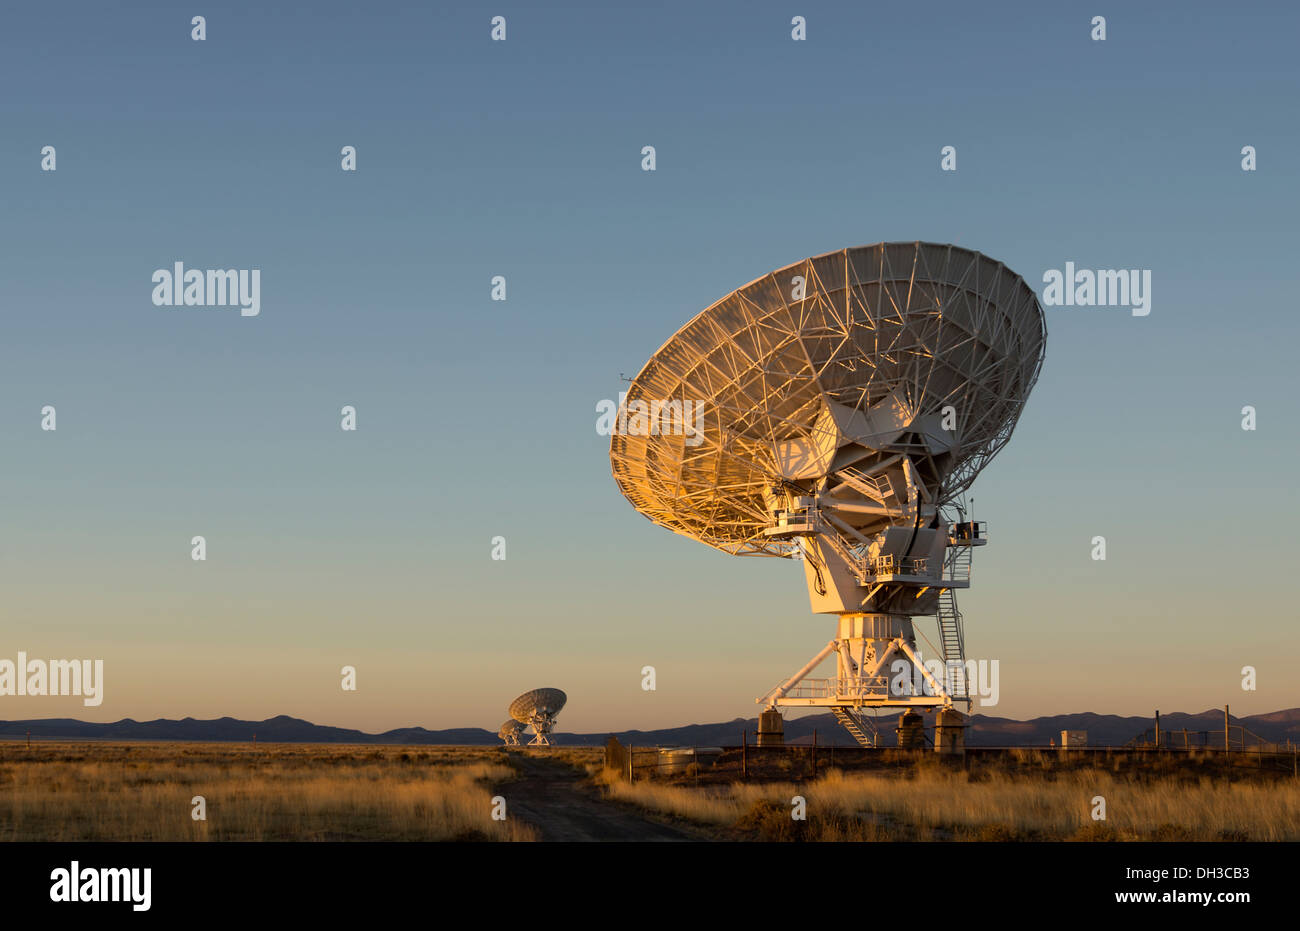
[936,535,976,701]
[817,524,868,583]
[936,588,968,700]
[836,467,895,505]
[945,543,972,583]
[832,706,876,748]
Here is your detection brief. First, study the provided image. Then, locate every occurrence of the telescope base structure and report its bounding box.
[759,613,967,749]
[896,711,926,748]
[756,709,785,747]
[934,707,967,755]
[525,714,559,746]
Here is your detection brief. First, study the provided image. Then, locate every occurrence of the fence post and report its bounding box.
[812,729,817,779]
[1224,705,1230,753]
[742,730,748,781]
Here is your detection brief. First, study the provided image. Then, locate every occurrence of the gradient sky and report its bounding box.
[2,1,1297,733]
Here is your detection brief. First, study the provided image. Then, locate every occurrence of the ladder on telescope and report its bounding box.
[936,588,968,701]
[832,707,876,748]
[944,540,973,582]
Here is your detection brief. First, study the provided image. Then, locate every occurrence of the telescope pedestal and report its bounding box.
[758,612,961,748]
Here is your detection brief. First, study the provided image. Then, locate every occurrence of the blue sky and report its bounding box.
[1,1,1297,732]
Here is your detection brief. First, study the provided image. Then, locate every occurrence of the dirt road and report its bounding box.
[501,755,699,842]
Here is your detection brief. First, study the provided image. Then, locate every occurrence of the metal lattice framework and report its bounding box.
[610,242,1046,558]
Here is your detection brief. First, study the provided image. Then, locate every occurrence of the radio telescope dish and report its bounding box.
[498,719,526,747]
[508,688,567,746]
[609,242,1045,747]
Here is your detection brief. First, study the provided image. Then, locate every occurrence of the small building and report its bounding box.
[1060,730,1087,748]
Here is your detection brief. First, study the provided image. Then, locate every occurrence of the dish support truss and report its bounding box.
[525,713,560,746]
[756,457,985,746]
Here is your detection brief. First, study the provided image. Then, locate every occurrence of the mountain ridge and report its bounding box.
[2,708,1297,747]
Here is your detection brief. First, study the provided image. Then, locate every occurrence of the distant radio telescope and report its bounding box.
[610,242,1046,747]
[498,719,526,746]
[508,688,568,746]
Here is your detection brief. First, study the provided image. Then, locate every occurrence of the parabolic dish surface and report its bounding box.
[609,242,1046,556]
[509,688,568,722]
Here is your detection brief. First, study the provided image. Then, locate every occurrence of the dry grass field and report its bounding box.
[5,740,1294,842]
[605,753,1300,841]
[0,742,536,841]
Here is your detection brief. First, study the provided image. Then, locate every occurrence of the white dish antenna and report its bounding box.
[610,242,1046,745]
[498,719,526,746]
[508,688,567,746]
